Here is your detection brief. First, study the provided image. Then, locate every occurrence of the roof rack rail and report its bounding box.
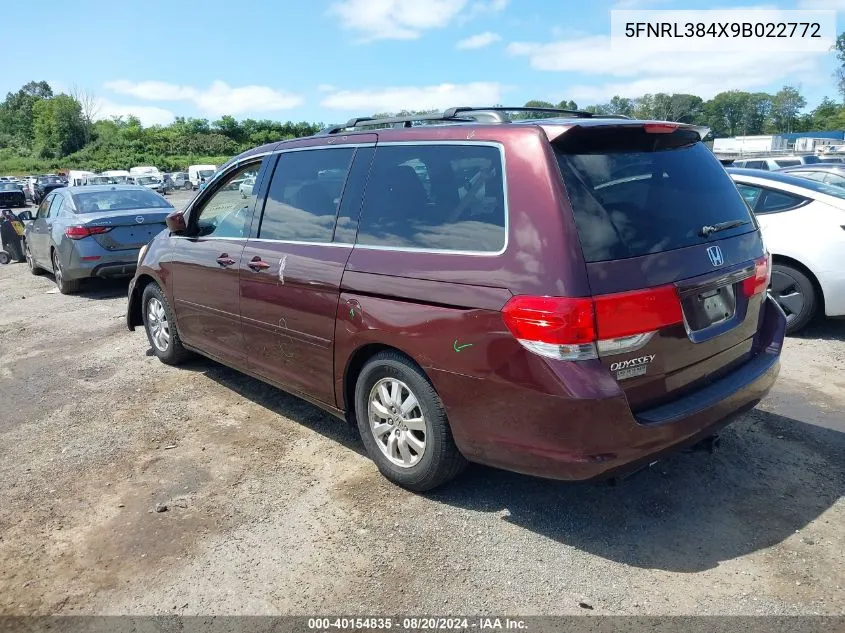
[317,106,631,135]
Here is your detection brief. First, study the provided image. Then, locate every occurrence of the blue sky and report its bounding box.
[1,0,844,126]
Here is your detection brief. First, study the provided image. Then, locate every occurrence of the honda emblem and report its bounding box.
[707,245,724,267]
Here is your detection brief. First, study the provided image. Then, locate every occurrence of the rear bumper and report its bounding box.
[435,294,786,481]
[63,247,139,280]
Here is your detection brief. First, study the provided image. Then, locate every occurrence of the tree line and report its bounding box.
[3,36,845,175]
[0,81,322,174]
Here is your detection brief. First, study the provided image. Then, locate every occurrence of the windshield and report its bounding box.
[72,190,172,213]
[555,127,755,262]
[198,169,215,178]
[0,183,21,191]
[87,177,114,185]
[137,176,160,185]
[38,177,62,184]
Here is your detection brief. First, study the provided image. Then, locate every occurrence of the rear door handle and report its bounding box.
[247,256,270,271]
[216,253,236,266]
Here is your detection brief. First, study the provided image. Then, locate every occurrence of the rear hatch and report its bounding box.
[555,124,769,411]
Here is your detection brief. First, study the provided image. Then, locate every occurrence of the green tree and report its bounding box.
[32,94,86,158]
[556,99,579,111]
[769,85,807,133]
[607,96,633,117]
[0,80,54,149]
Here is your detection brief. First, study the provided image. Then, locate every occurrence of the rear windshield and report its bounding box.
[775,159,801,167]
[555,127,755,262]
[72,190,173,213]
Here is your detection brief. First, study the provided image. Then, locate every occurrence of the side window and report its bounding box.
[757,188,807,213]
[356,144,506,252]
[193,162,260,238]
[37,194,53,219]
[736,184,762,210]
[823,172,845,188]
[745,160,767,170]
[48,195,63,217]
[258,147,355,243]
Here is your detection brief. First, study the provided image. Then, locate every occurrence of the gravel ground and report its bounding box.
[0,196,843,616]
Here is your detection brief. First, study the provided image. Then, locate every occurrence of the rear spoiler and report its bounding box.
[539,120,711,144]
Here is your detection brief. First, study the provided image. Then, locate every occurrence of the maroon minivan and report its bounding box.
[127,107,786,491]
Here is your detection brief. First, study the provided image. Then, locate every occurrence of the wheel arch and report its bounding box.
[771,254,825,314]
[341,343,430,426]
[128,272,166,330]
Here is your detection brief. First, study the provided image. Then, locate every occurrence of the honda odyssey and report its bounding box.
[127,107,786,491]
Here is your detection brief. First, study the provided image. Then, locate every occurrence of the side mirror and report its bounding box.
[17,210,33,221]
[165,211,187,233]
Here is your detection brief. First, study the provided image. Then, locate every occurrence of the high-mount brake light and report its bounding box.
[502,285,683,361]
[643,123,679,134]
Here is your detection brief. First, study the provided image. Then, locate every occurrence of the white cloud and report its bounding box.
[456,31,501,49]
[321,82,504,111]
[797,0,845,8]
[95,99,175,127]
[508,35,824,102]
[611,0,669,8]
[326,0,508,41]
[103,79,302,117]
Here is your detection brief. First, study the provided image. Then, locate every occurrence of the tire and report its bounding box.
[0,251,9,265]
[25,241,44,275]
[51,248,80,294]
[184,182,192,191]
[141,282,192,365]
[354,351,467,492]
[771,263,817,334]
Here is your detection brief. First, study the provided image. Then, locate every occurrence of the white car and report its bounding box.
[728,168,845,332]
[239,176,256,198]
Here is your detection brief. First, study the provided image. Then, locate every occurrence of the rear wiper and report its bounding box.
[699,219,750,237]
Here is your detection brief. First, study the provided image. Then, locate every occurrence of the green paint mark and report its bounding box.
[349,307,355,318]
[453,339,473,353]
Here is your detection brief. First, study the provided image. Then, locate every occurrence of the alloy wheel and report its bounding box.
[368,378,427,468]
[146,297,171,352]
[52,251,62,286]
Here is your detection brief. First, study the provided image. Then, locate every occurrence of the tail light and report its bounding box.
[65,225,112,239]
[502,284,683,361]
[741,253,771,297]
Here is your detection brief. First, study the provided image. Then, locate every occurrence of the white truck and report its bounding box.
[101,169,131,183]
[67,170,96,187]
[188,164,217,190]
[129,166,162,177]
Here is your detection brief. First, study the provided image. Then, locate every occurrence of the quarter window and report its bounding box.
[737,184,807,214]
[356,144,506,252]
[259,148,355,243]
[193,162,260,238]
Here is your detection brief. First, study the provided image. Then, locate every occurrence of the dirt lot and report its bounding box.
[0,194,843,615]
